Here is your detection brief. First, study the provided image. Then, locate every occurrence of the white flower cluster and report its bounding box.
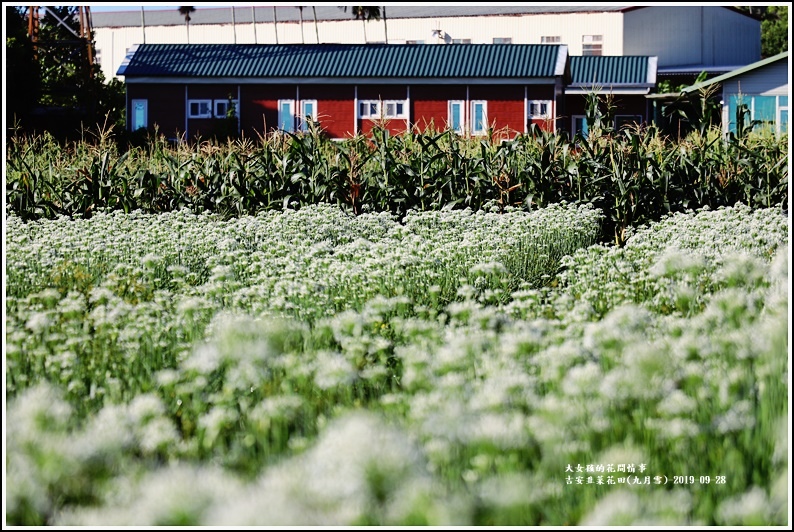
[4,203,788,526]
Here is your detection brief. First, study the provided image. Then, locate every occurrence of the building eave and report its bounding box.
[123,76,560,85]
[565,86,652,95]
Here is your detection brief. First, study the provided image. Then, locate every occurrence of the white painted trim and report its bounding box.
[465,86,470,134]
[277,99,295,132]
[187,99,213,119]
[555,45,568,77]
[117,44,139,76]
[448,100,465,133]
[647,56,658,84]
[528,99,552,119]
[470,100,488,135]
[300,99,318,131]
[406,85,411,128]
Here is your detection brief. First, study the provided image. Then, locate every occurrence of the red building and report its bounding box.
[119,43,656,140]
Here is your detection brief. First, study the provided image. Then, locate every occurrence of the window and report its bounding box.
[384,100,406,119]
[131,99,147,130]
[541,36,561,44]
[572,115,588,136]
[448,100,465,133]
[447,100,488,135]
[358,100,379,118]
[529,100,552,119]
[188,99,212,119]
[300,99,318,130]
[615,115,642,130]
[358,100,407,120]
[214,99,238,118]
[452,38,471,44]
[405,40,424,45]
[727,94,789,135]
[493,37,512,44]
[582,35,603,56]
[278,99,295,132]
[470,100,488,135]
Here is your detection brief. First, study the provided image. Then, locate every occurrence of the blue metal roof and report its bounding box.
[570,56,653,86]
[118,43,566,80]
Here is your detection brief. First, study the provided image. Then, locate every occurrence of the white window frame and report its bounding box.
[278,99,295,132]
[493,37,512,44]
[214,99,239,119]
[405,39,424,45]
[448,100,465,134]
[131,99,147,130]
[541,36,561,44]
[383,100,407,119]
[299,99,318,131]
[470,100,488,135]
[528,100,552,119]
[582,35,603,56]
[358,99,380,119]
[452,38,471,44]
[188,99,212,119]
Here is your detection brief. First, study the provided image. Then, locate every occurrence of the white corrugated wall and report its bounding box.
[95,12,627,81]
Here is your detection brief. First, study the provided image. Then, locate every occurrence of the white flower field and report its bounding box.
[4,201,789,525]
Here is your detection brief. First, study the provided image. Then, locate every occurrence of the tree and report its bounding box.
[5,6,40,131]
[5,6,126,139]
[736,6,788,58]
[760,6,788,57]
[178,6,196,43]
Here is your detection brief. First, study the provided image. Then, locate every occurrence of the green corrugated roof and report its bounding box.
[569,56,652,86]
[681,51,789,93]
[118,43,565,79]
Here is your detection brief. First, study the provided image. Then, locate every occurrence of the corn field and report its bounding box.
[5,122,788,245]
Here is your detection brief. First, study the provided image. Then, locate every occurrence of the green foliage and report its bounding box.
[760,6,788,57]
[5,6,41,131]
[736,5,788,58]
[5,116,788,247]
[5,6,127,139]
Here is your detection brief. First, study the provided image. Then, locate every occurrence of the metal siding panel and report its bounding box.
[722,63,789,96]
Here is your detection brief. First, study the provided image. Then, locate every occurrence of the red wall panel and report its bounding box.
[127,84,184,139]
[240,84,297,136]
[300,85,355,138]
[410,85,467,133]
[131,81,564,140]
